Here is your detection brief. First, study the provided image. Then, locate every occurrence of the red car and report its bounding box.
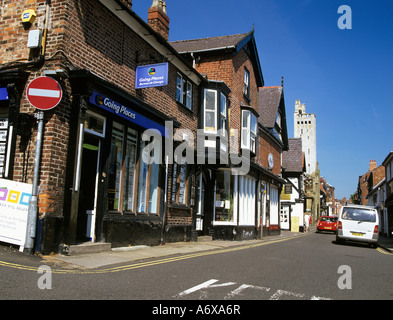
[317,216,338,233]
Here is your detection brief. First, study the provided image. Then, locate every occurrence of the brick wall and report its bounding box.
[258,132,282,176]
[195,48,259,155]
[1,0,199,226]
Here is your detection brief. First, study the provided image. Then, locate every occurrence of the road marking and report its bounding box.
[177,279,332,300]
[377,247,393,255]
[0,232,310,275]
[269,289,305,300]
[225,284,270,300]
[177,279,219,297]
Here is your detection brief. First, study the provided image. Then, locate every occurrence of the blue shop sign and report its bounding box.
[135,63,168,89]
[0,87,8,101]
[89,91,168,137]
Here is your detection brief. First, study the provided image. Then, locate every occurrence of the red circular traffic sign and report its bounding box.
[26,76,63,110]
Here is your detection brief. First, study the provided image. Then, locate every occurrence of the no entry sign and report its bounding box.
[26,76,63,110]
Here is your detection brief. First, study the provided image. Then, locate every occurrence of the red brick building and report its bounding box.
[0,0,204,253]
[0,0,289,253]
[171,33,288,239]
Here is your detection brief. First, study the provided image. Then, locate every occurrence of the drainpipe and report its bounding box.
[160,155,169,244]
[23,0,51,255]
[41,0,51,59]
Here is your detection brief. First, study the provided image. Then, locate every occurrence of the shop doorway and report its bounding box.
[76,134,101,242]
[280,205,290,230]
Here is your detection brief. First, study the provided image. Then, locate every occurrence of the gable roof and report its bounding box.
[170,31,264,87]
[259,85,289,150]
[258,86,283,128]
[170,32,252,53]
[282,138,304,173]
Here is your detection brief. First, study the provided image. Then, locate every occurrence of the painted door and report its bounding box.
[280,205,290,230]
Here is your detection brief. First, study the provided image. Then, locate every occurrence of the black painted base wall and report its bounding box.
[164,225,192,243]
[104,214,163,248]
[212,226,257,241]
[37,216,64,255]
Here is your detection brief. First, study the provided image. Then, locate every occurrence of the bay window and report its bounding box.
[203,89,217,133]
[203,88,229,135]
[241,109,257,153]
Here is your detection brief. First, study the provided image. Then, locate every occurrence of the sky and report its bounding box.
[132,0,393,199]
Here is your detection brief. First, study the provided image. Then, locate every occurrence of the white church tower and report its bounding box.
[294,100,317,175]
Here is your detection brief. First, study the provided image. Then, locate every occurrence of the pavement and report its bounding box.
[39,227,393,270]
[42,230,307,270]
[378,235,393,253]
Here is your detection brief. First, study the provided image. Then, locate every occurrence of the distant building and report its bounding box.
[294,100,317,175]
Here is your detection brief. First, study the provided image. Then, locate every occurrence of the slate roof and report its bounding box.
[282,138,304,173]
[258,86,283,128]
[170,32,252,53]
[170,31,264,87]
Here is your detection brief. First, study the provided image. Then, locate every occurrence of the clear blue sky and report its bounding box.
[132,0,393,199]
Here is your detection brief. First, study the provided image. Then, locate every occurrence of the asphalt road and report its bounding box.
[1,231,393,303]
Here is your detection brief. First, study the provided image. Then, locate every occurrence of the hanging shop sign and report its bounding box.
[0,178,32,246]
[0,87,8,101]
[135,63,169,89]
[89,91,168,137]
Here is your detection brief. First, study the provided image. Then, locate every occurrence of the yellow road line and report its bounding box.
[377,247,393,255]
[0,233,309,275]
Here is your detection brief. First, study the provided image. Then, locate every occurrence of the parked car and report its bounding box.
[317,216,337,233]
[336,205,379,247]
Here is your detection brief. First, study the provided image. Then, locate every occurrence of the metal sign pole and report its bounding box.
[24,110,44,255]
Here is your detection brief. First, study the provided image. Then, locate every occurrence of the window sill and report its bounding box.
[176,101,193,114]
[169,203,191,211]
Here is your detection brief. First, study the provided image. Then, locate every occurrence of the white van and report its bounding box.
[336,205,379,247]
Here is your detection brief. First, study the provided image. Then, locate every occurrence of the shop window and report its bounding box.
[122,128,138,211]
[214,170,235,223]
[238,176,256,226]
[176,73,193,110]
[84,111,106,138]
[171,158,189,205]
[137,139,161,214]
[241,110,257,153]
[107,122,125,211]
[0,107,9,178]
[107,122,160,215]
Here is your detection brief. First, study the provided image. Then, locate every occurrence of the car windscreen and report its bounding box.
[320,217,337,222]
[341,208,376,222]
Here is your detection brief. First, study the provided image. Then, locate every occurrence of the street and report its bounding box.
[1,231,393,303]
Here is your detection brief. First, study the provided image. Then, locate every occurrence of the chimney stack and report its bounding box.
[148,0,170,41]
[369,160,377,172]
[120,0,132,10]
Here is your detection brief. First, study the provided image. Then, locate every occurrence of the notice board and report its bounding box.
[0,179,32,247]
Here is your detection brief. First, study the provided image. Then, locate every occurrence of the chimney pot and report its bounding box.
[148,0,170,40]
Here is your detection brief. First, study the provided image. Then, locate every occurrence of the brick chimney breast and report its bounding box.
[369,160,377,172]
[148,0,170,41]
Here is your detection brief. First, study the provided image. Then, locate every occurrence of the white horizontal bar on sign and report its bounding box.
[28,88,60,98]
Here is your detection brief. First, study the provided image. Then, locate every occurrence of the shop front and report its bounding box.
[66,70,175,247]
